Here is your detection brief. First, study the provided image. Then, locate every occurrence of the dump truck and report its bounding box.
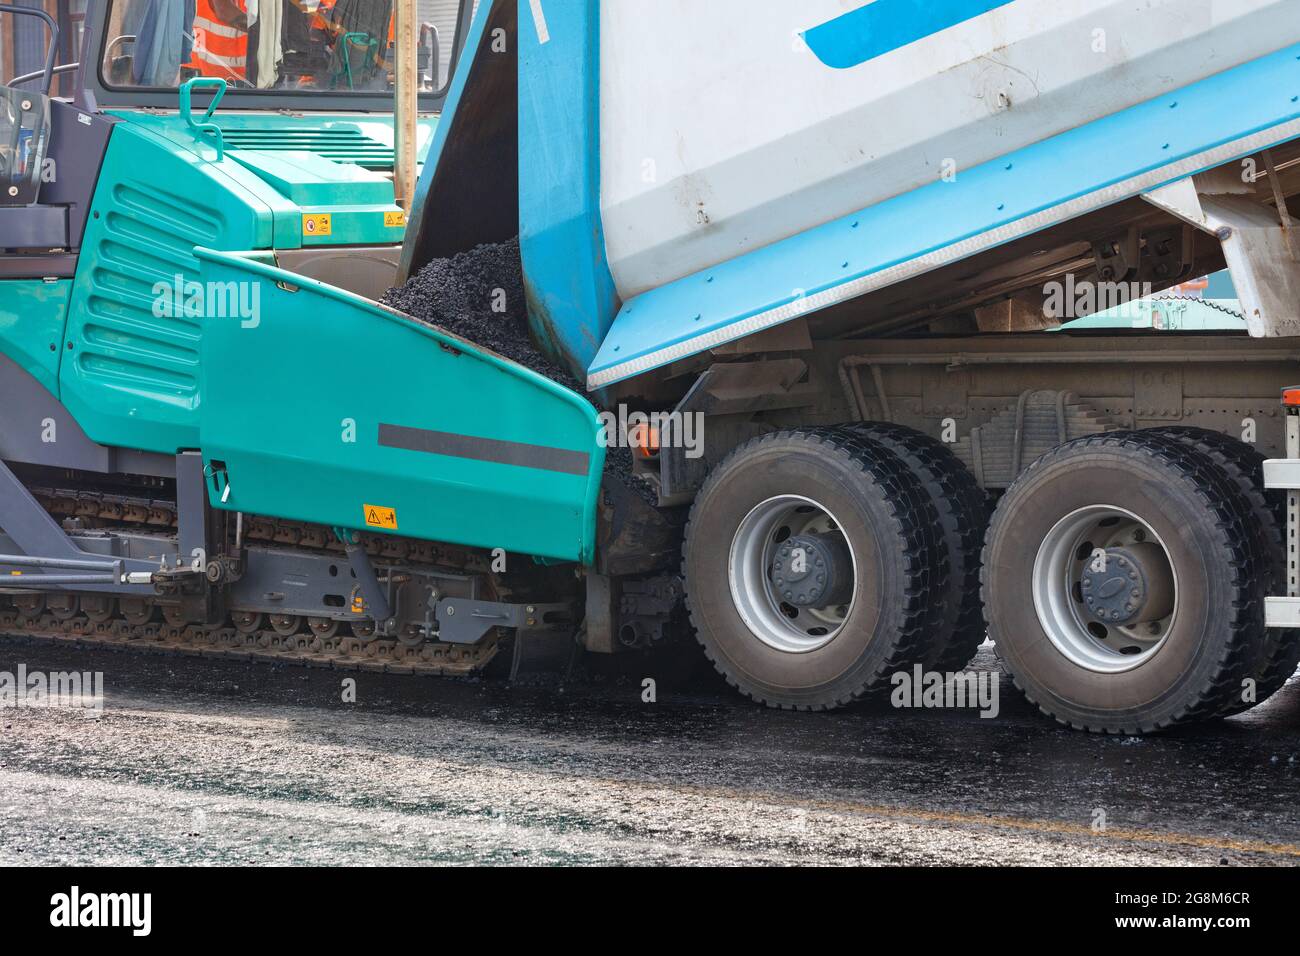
[3,0,1300,733]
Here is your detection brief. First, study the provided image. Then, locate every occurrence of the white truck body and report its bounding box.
[599,0,1300,299]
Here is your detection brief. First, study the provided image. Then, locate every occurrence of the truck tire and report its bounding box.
[1146,426,1300,712]
[683,428,942,709]
[982,431,1261,733]
[839,422,988,672]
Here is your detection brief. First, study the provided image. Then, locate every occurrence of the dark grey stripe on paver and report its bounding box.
[378,423,590,476]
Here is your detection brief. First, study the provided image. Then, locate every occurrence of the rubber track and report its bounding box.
[1146,426,1300,711]
[684,427,944,710]
[4,487,522,670]
[983,431,1262,733]
[0,609,496,676]
[839,422,989,672]
[6,490,504,672]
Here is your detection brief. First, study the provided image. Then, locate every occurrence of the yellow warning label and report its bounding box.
[384,211,407,228]
[363,504,398,531]
[302,213,332,237]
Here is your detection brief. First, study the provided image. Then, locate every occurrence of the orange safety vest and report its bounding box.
[310,0,337,32]
[188,0,249,81]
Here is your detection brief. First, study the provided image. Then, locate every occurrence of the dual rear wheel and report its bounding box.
[684,424,1292,731]
[683,426,981,710]
[983,430,1269,732]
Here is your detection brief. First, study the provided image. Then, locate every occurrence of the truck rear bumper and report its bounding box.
[1262,410,1300,627]
[1265,596,1300,627]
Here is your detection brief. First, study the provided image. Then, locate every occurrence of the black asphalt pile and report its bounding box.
[603,446,660,508]
[383,239,658,506]
[383,238,583,394]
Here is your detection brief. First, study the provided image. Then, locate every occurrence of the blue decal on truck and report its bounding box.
[803,0,1017,69]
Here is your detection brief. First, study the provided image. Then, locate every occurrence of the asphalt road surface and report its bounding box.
[1,636,1297,866]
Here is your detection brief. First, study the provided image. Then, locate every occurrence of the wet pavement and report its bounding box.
[0,637,1297,865]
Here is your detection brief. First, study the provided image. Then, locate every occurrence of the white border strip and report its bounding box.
[529,0,551,44]
[587,117,1300,388]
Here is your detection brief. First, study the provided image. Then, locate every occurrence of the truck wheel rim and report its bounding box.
[1031,505,1178,673]
[728,495,857,654]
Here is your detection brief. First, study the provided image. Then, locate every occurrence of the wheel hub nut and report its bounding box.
[1080,542,1174,627]
[769,533,853,609]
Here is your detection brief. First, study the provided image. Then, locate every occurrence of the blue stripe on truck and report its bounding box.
[803,0,1017,69]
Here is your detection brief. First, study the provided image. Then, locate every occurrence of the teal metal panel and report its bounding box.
[0,279,71,398]
[107,112,441,169]
[194,248,604,563]
[112,111,432,249]
[58,122,274,454]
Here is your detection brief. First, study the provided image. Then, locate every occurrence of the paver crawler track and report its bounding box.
[2,486,503,673]
[0,609,497,675]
